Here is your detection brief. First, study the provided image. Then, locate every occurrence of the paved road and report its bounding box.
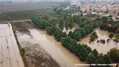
[0,23,24,67]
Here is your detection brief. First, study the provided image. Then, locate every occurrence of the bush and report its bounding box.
[20,48,25,56]
[108,48,119,62]
[92,49,98,57]
[87,54,97,64]
[109,33,114,38]
[90,32,98,41]
[54,29,67,41]
[46,26,57,35]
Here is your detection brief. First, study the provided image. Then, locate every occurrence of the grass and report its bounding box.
[20,48,25,56]
[12,26,16,32]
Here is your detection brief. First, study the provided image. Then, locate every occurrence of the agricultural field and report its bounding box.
[0,24,24,67]
[0,2,68,20]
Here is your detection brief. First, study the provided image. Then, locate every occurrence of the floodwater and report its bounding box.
[0,24,24,67]
[78,28,119,54]
[63,27,76,34]
[16,29,86,67]
[63,23,79,34]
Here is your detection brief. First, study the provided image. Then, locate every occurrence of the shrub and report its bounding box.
[20,48,25,56]
[108,48,119,62]
[87,54,97,64]
[109,33,114,38]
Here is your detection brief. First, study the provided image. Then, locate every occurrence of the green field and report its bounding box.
[3,8,53,20]
[0,2,69,20]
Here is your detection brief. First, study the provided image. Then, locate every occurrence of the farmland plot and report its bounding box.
[0,23,24,67]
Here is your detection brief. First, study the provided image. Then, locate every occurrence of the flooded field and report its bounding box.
[16,28,86,67]
[0,24,24,67]
[12,20,87,67]
[78,28,119,54]
[16,31,60,67]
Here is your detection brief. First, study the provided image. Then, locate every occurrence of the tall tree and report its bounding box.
[59,19,64,30]
[103,54,112,64]
[73,31,82,41]
[65,17,69,30]
[87,54,97,64]
[69,17,73,29]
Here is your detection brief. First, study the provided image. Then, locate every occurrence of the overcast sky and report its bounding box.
[0,0,65,2]
[0,0,117,2]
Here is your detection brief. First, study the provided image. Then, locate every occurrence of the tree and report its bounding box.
[59,19,64,30]
[73,31,82,41]
[69,17,73,29]
[56,8,63,14]
[83,27,90,35]
[61,36,77,52]
[41,14,51,20]
[108,48,119,62]
[90,32,98,41]
[48,17,57,26]
[116,28,119,33]
[79,47,89,61]
[103,54,112,64]
[100,23,109,30]
[96,57,105,65]
[54,29,63,41]
[65,17,69,30]
[87,54,97,64]
[78,28,86,37]
[85,19,93,24]
[109,33,114,39]
[92,49,98,58]
[68,31,74,38]
[115,33,119,39]
[46,26,57,35]
[31,16,48,29]
[102,16,108,23]
[39,19,48,29]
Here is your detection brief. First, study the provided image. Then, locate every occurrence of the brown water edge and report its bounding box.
[16,31,60,67]
[78,28,119,54]
[35,29,87,67]
[12,25,28,67]
[16,29,87,67]
[13,21,87,67]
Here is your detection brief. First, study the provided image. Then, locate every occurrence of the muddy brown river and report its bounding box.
[16,28,86,67]
[78,28,119,54]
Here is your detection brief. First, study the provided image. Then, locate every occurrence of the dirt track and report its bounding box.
[0,23,24,67]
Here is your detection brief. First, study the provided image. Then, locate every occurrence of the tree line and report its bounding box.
[31,15,114,65]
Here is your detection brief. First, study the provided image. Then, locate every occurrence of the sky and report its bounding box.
[0,0,117,2]
[0,0,65,2]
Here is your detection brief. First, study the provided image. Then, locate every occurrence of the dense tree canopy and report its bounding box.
[46,26,57,35]
[90,32,98,41]
[108,48,119,62]
[31,11,115,65]
[59,18,64,30]
[87,54,97,64]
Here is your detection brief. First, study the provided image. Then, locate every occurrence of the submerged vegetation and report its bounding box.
[90,32,98,41]
[31,8,117,64]
[20,48,25,56]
